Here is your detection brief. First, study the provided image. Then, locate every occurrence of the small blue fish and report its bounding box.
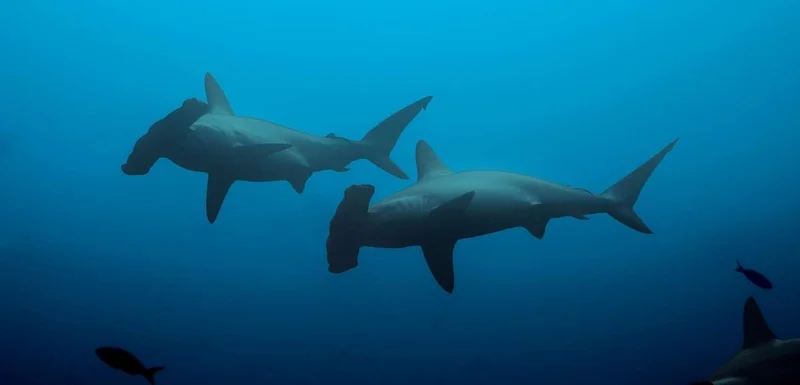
[736,260,773,290]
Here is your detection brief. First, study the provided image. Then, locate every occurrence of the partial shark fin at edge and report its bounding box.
[742,296,777,350]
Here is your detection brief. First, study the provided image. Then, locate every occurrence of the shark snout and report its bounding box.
[121,163,148,176]
[328,260,358,274]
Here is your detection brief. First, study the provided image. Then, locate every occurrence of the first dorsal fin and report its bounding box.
[742,296,778,350]
[415,140,452,182]
[204,73,235,116]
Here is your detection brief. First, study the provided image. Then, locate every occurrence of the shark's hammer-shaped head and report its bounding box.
[121,98,209,176]
[326,184,376,274]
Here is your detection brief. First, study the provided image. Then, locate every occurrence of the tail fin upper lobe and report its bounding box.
[600,138,678,233]
[326,184,376,273]
[360,96,433,179]
[143,366,165,385]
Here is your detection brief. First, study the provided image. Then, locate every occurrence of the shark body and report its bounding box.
[123,73,431,223]
[691,297,800,385]
[326,139,677,293]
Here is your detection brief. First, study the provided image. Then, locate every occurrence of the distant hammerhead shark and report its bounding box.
[690,296,800,385]
[122,73,432,223]
[325,138,677,293]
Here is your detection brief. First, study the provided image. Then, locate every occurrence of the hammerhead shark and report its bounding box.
[122,73,432,223]
[325,138,677,293]
[690,296,800,385]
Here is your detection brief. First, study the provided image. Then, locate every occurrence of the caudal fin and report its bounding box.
[600,138,678,234]
[326,184,376,274]
[360,96,433,179]
[142,366,165,385]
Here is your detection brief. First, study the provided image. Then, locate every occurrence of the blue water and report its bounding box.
[2,0,799,384]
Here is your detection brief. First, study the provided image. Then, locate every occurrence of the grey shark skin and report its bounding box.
[123,73,432,223]
[326,138,678,293]
[690,297,800,385]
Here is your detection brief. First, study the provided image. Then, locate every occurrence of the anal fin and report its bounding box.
[421,241,456,294]
[206,173,235,224]
[524,218,550,239]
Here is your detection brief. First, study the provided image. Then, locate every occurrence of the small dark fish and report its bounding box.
[736,260,773,289]
[95,346,164,385]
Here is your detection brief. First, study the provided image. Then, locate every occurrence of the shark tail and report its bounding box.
[142,366,165,385]
[359,96,433,180]
[600,138,678,234]
[326,184,376,274]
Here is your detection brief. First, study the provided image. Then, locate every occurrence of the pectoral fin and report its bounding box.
[287,170,312,194]
[206,173,235,224]
[524,218,550,239]
[421,241,456,294]
[416,192,474,293]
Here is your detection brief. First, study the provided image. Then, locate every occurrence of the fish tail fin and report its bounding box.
[736,259,744,272]
[359,96,432,180]
[143,366,165,385]
[600,138,678,234]
[326,184,375,274]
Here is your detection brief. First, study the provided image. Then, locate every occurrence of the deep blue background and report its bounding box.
[1,0,799,384]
